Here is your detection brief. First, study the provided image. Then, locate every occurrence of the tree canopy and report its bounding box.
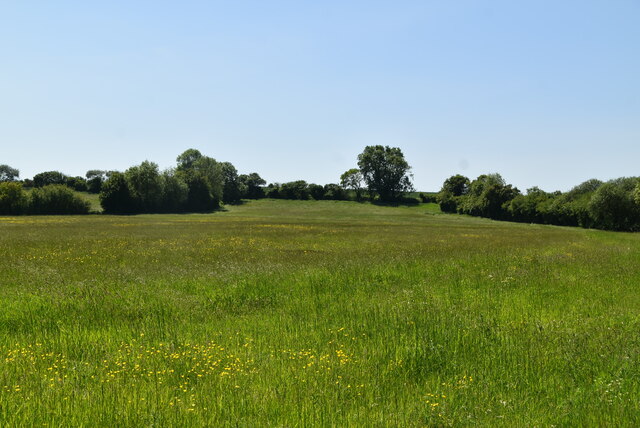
[340,168,364,201]
[356,145,413,202]
[0,164,19,182]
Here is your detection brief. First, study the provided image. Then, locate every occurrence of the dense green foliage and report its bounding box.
[239,173,266,199]
[32,171,68,187]
[1,200,640,426]
[0,164,20,182]
[85,170,111,194]
[31,171,88,192]
[438,174,640,231]
[357,145,414,201]
[97,151,267,214]
[29,185,91,215]
[0,182,90,215]
[0,182,28,214]
[264,181,348,201]
[99,172,134,214]
[6,146,640,231]
[340,168,364,201]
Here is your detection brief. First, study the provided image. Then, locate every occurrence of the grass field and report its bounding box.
[1,199,640,426]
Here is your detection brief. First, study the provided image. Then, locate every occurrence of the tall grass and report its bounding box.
[1,200,639,426]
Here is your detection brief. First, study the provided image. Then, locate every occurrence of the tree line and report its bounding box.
[0,145,415,215]
[5,147,640,232]
[438,173,640,232]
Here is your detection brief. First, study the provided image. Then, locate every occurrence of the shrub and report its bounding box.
[29,185,90,215]
[437,191,459,213]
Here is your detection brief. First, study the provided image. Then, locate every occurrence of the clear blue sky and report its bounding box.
[1,1,638,192]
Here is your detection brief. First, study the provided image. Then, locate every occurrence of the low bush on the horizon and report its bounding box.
[438,173,640,231]
[0,182,90,215]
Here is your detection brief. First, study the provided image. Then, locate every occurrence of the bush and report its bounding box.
[0,182,28,215]
[437,191,459,213]
[29,185,90,215]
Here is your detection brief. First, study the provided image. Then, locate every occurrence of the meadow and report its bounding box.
[1,199,640,426]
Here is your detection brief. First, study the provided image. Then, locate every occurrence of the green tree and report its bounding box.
[239,173,266,199]
[33,171,67,187]
[308,184,325,200]
[323,183,348,200]
[357,146,413,202]
[100,172,134,214]
[280,181,310,200]
[86,170,108,193]
[459,174,519,219]
[340,168,364,201]
[506,187,554,223]
[0,164,19,182]
[219,162,243,204]
[176,149,222,209]
[544,179,602,227]
[185,175,215,212]
[176,149,203,172]
[587,177,640,231]
[65,176,87,192]
[437,174,471,213]
[0,182,28,214]
[440,174,470,197]
[125,161,164,213]
[161,169,188,212]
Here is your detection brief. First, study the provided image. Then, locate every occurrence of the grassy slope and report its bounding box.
[0,200,639,426]
[76,191,101,213]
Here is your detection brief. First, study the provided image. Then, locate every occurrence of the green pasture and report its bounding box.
[1,199,639,426]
